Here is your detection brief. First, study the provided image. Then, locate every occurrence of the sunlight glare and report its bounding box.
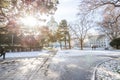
[21,16,38,27]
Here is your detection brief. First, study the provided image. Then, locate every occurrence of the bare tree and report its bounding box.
[70,16,92,50]
[78,0,120,41]
[79,0,120,11]
[98,6,120,40]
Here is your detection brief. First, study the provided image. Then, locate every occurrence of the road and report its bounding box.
[46,54,113,80]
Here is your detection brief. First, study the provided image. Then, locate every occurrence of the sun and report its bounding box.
[20,16,38,27]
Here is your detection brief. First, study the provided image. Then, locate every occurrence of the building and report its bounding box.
[85,34,110,48]
[47,16,58,32]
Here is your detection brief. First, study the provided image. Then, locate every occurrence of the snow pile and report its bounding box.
[96,59,120,80]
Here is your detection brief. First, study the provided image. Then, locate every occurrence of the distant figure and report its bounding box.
[0,47,6,59]
[91,45,96,50]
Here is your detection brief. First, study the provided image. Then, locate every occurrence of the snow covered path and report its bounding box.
[0,50,57,80]
[0,58,45,80]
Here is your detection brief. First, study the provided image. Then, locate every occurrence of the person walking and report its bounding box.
[0,47,6,59]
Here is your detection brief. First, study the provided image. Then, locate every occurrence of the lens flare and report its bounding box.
[20,16,38,27]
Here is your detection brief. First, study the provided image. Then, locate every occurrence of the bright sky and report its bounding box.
[48,0,103,34]
[54,0,80,23]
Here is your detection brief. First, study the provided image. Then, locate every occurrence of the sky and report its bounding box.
[54,0,80,23]
[47,0,103,34]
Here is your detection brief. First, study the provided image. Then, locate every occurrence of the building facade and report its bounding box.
[85,34,110,48]
[47,16,58,33]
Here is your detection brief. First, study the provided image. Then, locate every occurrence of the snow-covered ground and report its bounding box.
[1,49,120,80]
[56,49,120,57]
[0,50,56,80]
[2,48,120,59]
[0,50,49,59]
[96,59,120,80]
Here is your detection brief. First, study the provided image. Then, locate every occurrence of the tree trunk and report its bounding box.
[116,45,119,49]
[59,41,62,49]
[80,39,83,50]
[68,33,71,49]
[46,41,49,47]
[65,37,67,49]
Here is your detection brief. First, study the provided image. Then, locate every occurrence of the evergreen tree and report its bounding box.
[110,38,120,49]
[56,20,71,49]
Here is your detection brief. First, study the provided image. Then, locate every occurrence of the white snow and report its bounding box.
[0,49,120,80]
[0,50,49,59]
[56,49,120,57]
[3,48,120,59]
[96,59,120,80]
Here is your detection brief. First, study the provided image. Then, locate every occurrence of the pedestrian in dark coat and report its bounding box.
[0,47,6,59]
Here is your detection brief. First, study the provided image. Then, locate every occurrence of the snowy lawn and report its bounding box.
[0,50,50,59]
[56,49,120,57]
[96,59,120,80]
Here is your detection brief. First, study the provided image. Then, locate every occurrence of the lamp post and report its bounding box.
[12,34,14,46]
[10,33,14,52]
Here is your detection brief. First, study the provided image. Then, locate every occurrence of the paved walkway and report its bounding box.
[45,50,114,80]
